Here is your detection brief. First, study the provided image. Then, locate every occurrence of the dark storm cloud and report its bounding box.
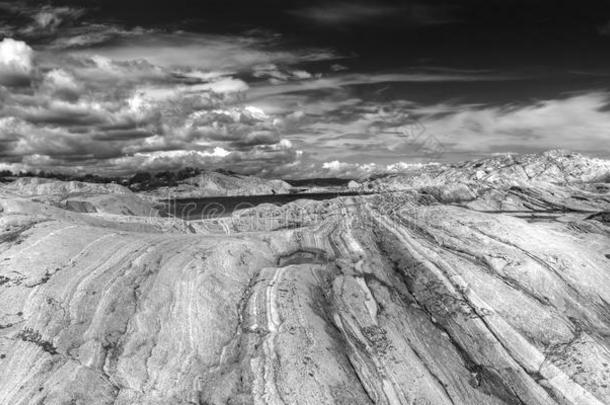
[91,129,154,141]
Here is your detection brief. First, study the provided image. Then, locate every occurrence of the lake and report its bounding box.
[159,191,364,220]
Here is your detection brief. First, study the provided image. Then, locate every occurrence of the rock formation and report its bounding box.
[143,171,293,199]
[0,150,608,404]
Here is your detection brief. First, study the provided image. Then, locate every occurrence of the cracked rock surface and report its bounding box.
[0,151,609,404]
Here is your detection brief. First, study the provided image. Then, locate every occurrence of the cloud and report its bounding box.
[0,3,85,38]
[0,73,303,174]
[252,64,316,84]
[247,71,519,100]
[50,25,150,49]
[253,90,610,173]
[0,38,33,85]
[319,160,434,178]
[89,141,302,176]
[64,32,337,72]
[0,3,607,179]
[289,2,459,27]
[0,8,344,177]
[40,69,82,99]
[0,3,340,176]
[289,3,404,25]
[25,6,85,35]
[116,148,232,171]
[194,77,249,94]
[417,93,610,155]
[331,63,348,72]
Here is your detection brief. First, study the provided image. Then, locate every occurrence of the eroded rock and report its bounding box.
[0,150,608,404]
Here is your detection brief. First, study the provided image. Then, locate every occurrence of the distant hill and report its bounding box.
[0,167,293,196]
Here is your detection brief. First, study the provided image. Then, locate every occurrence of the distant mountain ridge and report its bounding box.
[364,149,610,190]
[0,167,293,196]
[1,150,609,199]
[143,171,292,198]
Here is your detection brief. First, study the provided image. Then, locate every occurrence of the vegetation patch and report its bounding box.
[16,328,58,355]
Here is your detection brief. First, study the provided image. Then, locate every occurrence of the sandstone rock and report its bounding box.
[1,178,157,217]
[365,150,610,192]
[0,150,608,404]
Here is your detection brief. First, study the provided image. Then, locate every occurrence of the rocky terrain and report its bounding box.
[141,171,293,199]
[0,150,608,405]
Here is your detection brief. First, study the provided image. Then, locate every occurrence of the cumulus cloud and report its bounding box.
[0,71,302,174]
[0,4,342,176]
[0,9,339,175]
[115,148,232,171]
[0,38,33,85]
[40,69,82,99]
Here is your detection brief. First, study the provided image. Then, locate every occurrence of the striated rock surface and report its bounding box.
[1,178,157,217]
[0,150,609,405]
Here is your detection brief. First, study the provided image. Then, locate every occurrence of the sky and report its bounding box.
[0,0,610,178]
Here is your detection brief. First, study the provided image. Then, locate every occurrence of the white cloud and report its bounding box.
[66,32,337,72]
[317,160,439,178]
[291,70,312,79]
[386,161,436,171]
[133,148,231,162]
[0,38,34,85]
[40,69,81,98]
[43,69,77,90]
[418,93,610,154]
[26,6,85,34]
[196,77,249,94]
[49,25,150,49]
[322,160,352,171]
[243,106,269,120]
